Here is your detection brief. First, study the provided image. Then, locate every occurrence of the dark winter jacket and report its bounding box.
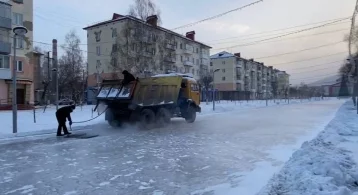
[122,70,135,85]
[56,105,75,122]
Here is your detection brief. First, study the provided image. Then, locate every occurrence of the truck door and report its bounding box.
[189,82,200,105]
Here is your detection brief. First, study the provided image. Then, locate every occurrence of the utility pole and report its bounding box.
[44,52,53,106]
[349,0,358,114]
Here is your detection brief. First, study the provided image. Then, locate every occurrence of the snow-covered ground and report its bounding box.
[258,101,358,195]
[0,99,345,195]
[0,98,330,137]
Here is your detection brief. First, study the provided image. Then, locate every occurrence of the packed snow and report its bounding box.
[258,101,358,195]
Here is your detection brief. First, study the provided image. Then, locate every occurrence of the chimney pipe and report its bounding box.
[234,53,241,58]
[186,31,195,41]
[146,15,158,27]
[112,13,123,20]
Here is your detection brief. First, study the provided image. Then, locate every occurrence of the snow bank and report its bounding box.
[258,101,358,195]
[0,105,105,138]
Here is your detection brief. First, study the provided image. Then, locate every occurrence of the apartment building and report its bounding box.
[0,0,34,105]
[210,51,290,99]
[84,13,211,88]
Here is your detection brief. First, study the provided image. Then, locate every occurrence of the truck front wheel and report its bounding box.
[139,109,156,129]
[185,106,196,123]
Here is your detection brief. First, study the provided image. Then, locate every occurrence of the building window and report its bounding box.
[12,13,23,25]
[222,69,225,73]
[0,6,11,19]
[197,70,199,75]
[180,55,183,62]
[94,31,101,42]
[210,62,213,66]
[112,44,118,53]
[222,77,225,81]
[0,55,9,68]
[237,83,241,91]
[16,60,23,72]
[185,66,190,73]
[180,43,182,49]
[96,60,101,69]
[192,58,194,63]
[237,74,241,80]
[196,59,199,65]
[112,28,117,38]
[196,48,199,53]
[96,46,101,55]
[15,37,24,49]
[192,69,195,75]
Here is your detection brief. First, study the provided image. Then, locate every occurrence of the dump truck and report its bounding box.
[95,73,201,129]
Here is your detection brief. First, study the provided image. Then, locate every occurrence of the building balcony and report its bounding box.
[0,17,11,30]
[166,43,175,50]
[0,40,11,54]
[164,56,176,63]
[183,60,193,66]
[201,58,209,66]
[183,44,193,54]
[0,68,11,79]
[141,51,154,58]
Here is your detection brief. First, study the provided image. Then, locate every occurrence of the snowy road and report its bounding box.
[0,99,345,195]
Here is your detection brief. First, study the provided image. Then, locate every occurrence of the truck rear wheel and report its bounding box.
[139,109,156,129]
[156,108,171,127]
[108,119,121,127]
[185,106,196,123]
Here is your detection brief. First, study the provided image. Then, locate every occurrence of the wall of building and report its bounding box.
[210,52,289,99]
[86,17,210,88]
[211,57,236,91]
[0,80,7,102]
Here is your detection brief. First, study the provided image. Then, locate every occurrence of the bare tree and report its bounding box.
[110,1,173,79]
[129,0,162,25]
[57,30,85,102]
[199,73,213,104]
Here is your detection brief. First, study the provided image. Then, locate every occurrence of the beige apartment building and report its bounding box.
[84,13,211,88]
[0,0,34,106]
[210,51,290,99]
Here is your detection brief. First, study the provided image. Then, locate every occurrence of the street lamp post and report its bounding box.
[12,26,28,134]
[212,68,220,111]
[52,68,59,110]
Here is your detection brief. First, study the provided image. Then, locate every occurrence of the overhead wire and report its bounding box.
[172,0,264,30]
[211,17,350,51]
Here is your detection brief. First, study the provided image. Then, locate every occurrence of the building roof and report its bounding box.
[210,51,235,59]
[308,75,341,86]
[83,14,212,49]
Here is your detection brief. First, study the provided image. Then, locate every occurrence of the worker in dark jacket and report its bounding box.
[55,105,76,136]
[122,70,135,85]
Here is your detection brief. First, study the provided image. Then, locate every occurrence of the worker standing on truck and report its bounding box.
[55,105,75,136]
[122,70,135,85]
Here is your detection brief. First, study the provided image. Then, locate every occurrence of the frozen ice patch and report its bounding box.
[64,191,77,195]
[5,185,36,194]
[152,190,164,195]
[109,175,121,181]
[139,186,152,190]
[99,181,110,186]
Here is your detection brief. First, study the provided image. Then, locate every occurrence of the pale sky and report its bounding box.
[33,0,356,85]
